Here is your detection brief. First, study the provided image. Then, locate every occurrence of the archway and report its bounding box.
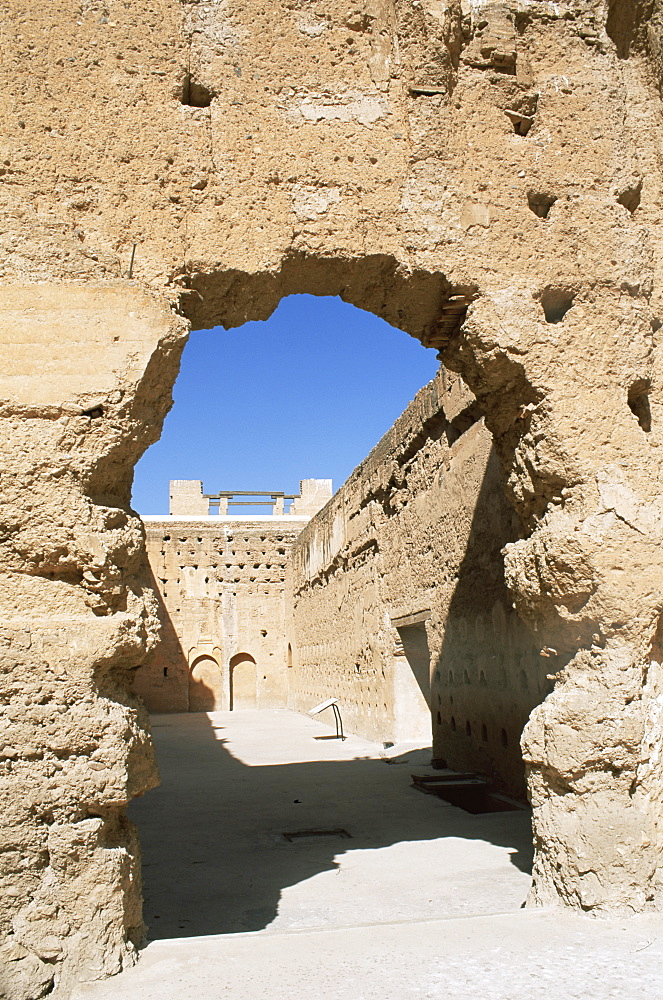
[8,258,657,1000]
[189,654,223,712]
[4,4,663,995]
[229,653,257,710]
[132,289,439,514]
[134,286,543,797]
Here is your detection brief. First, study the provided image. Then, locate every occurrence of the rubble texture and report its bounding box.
[1,0,663,996]
[289,369,548,795]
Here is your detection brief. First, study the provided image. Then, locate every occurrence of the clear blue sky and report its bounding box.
[131,294,439,514]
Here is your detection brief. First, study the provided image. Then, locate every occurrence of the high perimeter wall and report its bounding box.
[135,514,308,712]
[289,369,547,796]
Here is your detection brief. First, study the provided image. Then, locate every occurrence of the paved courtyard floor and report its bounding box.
[73,710,663,1000]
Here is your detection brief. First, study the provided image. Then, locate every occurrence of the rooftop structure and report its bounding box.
[168,479,333,518]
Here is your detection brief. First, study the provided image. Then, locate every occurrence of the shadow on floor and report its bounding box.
[130,711,533,941]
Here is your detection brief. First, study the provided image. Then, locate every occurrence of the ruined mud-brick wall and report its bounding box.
[3,1,663,997]
[0,286,185,1000]
[135,516,308,712]
[289,369,547,796]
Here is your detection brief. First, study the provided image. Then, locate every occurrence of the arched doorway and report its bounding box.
[189,654,223,712]
[229,652,257,710]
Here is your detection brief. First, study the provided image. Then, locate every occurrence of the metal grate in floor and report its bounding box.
[282,828,352,843]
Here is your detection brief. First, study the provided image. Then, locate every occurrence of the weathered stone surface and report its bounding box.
[136,513,310,712]
[0,286,186,998]
[2,0,663,995]
[288,369,547,793]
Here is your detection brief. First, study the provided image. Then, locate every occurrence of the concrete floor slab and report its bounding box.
[73,909,663,1000]
[71,710,663,1000]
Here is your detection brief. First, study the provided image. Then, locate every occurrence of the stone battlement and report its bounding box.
[169,479,332,518]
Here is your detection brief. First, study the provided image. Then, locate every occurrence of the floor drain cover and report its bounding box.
[282,828,352,843]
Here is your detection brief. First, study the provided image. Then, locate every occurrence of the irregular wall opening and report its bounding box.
[132,284,441,718]
[8,244,657,998]
[4,0,663,994]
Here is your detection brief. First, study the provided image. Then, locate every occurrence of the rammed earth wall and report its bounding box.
[289,369,548,796]
[3,2,663,997]
[136,516,306,712]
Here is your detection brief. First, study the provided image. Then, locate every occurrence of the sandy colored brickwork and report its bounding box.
[2,1,663,997]
[136,516,307,713]
[288,369,548,796]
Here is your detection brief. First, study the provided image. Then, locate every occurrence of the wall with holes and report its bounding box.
[135,518,304,712]
[289,369,549,797]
